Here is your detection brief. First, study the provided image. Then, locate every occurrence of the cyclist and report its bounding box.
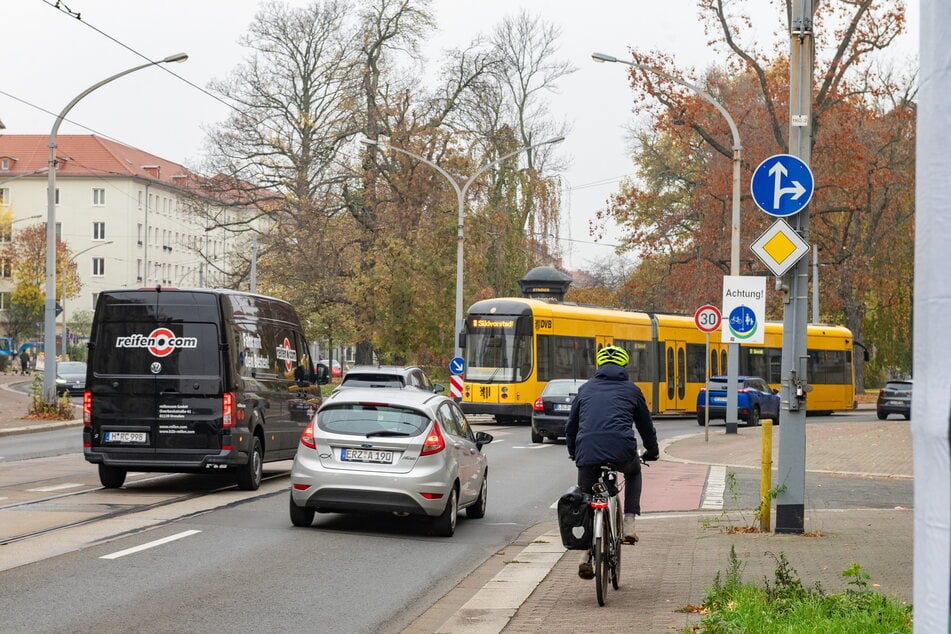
[566,344,659,579]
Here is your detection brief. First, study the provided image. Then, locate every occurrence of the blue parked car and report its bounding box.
[697,376,780,427]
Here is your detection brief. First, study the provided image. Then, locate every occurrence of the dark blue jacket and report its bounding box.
[565,364,658,467]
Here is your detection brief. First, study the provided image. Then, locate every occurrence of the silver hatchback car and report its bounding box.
[289,388,493,537]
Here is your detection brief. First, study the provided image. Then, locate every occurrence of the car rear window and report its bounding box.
[341,373,406,388]
[543,381,586,397]
[318,404,429,436]
[885,381,912,391]
[92,321,221,376]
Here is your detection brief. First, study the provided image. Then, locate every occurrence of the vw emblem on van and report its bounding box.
[150,362,162,374]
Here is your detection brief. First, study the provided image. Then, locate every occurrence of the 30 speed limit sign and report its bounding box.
[694,304,722,333]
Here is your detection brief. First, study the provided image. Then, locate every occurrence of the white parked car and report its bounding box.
[289,387,493,537]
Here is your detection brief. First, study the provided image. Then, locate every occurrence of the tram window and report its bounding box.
[666,347,675,400]
[809,349,849,384]
[720,350,727,376]
[710,349,719,377]
[743,347,769,381]
[614,339,652,382]
[686,343,706,383]
[537,334,595,381]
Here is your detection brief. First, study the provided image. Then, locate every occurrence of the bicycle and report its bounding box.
[590,464,624,606]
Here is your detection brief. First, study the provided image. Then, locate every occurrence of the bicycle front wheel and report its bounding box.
[595,511,610,606]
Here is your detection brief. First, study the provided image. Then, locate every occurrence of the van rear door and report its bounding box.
[88,291,225,459]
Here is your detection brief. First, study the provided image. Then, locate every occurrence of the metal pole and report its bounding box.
[775,0,814,535]
[250,234,258,293]
[42,53,187,404]
[592,52,744,434]
[359,136,565,361]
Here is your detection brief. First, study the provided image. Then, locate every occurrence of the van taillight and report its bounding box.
[223,392,235,428]
[300,420,316,449]
[83,391,92,425]
[421,421,445,455]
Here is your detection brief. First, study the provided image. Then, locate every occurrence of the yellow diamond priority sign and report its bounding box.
[751,219,809,277]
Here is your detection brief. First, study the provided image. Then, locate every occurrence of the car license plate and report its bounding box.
[553,403,569,412]
[711,397,725,405]
[341,448,394,464]
[104,431,148,444]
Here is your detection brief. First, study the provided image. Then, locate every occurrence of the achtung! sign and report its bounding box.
[722,276,766,345]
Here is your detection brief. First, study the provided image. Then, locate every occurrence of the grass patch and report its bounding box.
[685,547,912,633]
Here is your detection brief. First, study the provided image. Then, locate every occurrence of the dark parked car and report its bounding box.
[55,361,87,396]
[531,379,587,443]
[697,376,780,427]
[877,380,912,420]
[332,365,444,394]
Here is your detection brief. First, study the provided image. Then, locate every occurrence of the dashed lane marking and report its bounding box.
[100,530,202,560]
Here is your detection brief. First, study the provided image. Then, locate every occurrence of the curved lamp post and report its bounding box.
[60,240,114,359]
[360,135,565,362]
[43,53,188,403]
[592,51,744,434]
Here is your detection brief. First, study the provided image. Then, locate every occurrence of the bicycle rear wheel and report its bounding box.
[595,511,609,606]
[611,505,623,589]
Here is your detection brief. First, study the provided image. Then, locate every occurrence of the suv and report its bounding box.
[877,380,912,420]
[697,376,780,427]
[333,365,444,394]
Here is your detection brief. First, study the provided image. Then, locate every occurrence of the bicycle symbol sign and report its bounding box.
[750,154,814,217]
[727,305,758,340]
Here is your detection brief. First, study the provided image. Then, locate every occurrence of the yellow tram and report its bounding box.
[460,297,855,423]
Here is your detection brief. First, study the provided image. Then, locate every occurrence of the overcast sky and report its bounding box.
[2,0,918,271]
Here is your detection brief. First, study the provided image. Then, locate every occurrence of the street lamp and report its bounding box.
[360,135,565,362]
[60,241,114,359]
[43,52,188,403]
[592,51,744,433]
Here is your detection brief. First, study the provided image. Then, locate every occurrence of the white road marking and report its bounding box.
[27,483,84,492]
[100,530,202,560]
[511,444,554,449]
[701,465,726,510]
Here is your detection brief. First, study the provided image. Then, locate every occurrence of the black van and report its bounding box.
[83,287,328,490]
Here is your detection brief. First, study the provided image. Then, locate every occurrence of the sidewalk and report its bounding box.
[408,415,914,633]
[0,372,82,435]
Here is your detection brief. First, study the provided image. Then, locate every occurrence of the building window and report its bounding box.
[93,222,106,240]
[92,257,105,277]
[1,159,8,171]
[0,188,8,205]
[93,188,106,206]
[0,291,9,310]
[54,188,60,205]
[0,257,11,278]
[138,191,143,209]
[55,222,61,239]
[0,223,10,243]
[137,223,143,245]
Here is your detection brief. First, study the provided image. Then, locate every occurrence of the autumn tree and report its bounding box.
[599,0,915,388]
[2,222,81,342]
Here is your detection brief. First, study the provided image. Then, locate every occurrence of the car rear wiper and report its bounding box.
[365,430,413,438]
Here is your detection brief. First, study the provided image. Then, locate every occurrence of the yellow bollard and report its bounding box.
[760,419,773,532]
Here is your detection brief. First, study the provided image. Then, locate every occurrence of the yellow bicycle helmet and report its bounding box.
[596,345,630,367]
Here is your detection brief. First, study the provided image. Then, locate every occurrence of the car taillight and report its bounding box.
[421,421,445,455]
[83,390,92,425]
[300,419,316,449]
[222,392,235,428]
[533,397,544,412]
[737,389,748,393]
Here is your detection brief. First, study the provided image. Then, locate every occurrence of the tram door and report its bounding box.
[664,340,688,412]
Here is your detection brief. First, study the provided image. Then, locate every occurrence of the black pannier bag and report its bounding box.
[557,486,593,550]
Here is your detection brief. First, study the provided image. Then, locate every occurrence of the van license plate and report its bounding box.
[341,448,394,464]
[104,431,148,444]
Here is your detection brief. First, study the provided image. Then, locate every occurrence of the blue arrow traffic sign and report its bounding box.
[750,154,814,217]
[449,356,465,375]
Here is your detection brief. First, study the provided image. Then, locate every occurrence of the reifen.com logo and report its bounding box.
[276,337,297,372]
[115,328,199,357]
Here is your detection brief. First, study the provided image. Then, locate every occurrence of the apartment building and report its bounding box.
[0,134,241,328]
